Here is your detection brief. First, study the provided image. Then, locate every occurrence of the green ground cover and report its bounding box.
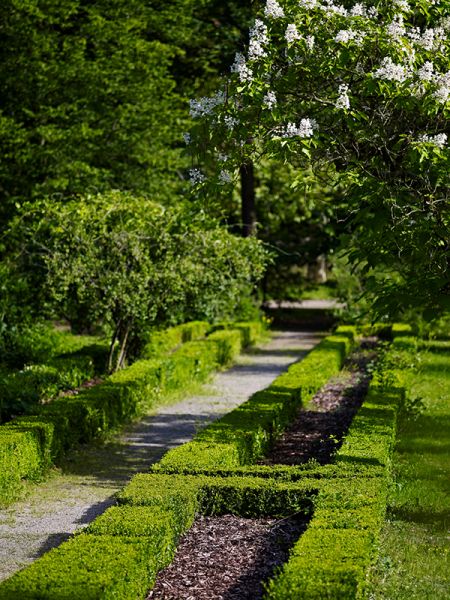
[368,340,450,599]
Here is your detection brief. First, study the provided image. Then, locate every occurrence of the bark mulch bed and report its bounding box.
[147,514,309,600]
[259,338,378,466]
[147,339,378,599]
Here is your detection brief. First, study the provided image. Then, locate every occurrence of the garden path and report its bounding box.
[0,330,322,582]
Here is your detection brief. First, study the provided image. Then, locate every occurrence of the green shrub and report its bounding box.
[211,321,264,347]
[206,329,242,367]
[155,333,353,474]
[0,534,154,600]
[0,429,42,506]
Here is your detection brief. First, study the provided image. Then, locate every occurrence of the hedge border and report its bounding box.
[0,325,405,600]
[152,327,356,474]
[0,322,260,506]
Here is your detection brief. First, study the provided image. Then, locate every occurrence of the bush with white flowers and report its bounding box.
[187,0,449,315]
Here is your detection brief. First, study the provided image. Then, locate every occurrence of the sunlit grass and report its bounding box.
[368,346,450,599]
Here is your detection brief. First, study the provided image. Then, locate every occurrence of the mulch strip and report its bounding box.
[259,338,378,465]
[147,339,378,599]
[147,514,309,600]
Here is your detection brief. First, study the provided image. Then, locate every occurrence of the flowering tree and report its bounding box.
[186,0,450,315]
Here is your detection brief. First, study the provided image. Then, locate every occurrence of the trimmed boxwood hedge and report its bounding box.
[153,328,355,474]
[0,324,407,600]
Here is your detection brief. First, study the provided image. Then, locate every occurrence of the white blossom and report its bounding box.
[334,29,364,45]
[263,91,277,109]
[298,0,318,8]
[264,0,285,18]
[305,35,315,50]
[350,3,377,18]
[433,71,450,104]
[407,26,445,51]
[218,170,233,184]
[224,115,239,129]
[285,24,301,44]
[189,168,206,185]
[387,15,406,40]
[335,84,350,110]
[190,91,225,118]
[183,132,191,145]
[249,19,269,60]
[218,153,229,162]
[393,0,410,11]
[373,57,408,82]
[417,62,434,82]
[280,118,318,138]
[231,52,253,82]
[321,1,348,17]
[418,133,447,149]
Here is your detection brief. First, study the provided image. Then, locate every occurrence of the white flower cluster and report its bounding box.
[418,133,447,149]
[190,91,225,118]
[321,0,348,17]
[281,118,318,138]
[249,19,270,60]
[231,52,253,82]
[183,132,191,145]
[334,29,365,45]
[224,115,239,129]
[264,0,285,19]
[413,65,449,104]
[373,57,408,82]
[417,61,434,82]
[189,168,206,185]
[298,0,319,8]
[407,26,446,51]
[335,84,350,110]
[218,170,233,184]
[393,0,410,11]
[433,71,450,104]
[387,15,406,40]
[350,3,377,18]
[263,90,277,109]
[306,35,315,50]
[285,24,301,44]
[218,152,229,162]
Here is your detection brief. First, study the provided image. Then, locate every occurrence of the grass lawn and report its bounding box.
[368,342,450,599]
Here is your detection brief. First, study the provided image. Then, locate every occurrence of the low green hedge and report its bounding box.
[141,321,210,359]
[0,322,257,506]
[212,320,265,348]
[264,384,402,600]
[0,473,315,599]
[206,329,242,367]
[0,355,98,423]
[154,331,354,474]
[0,327,406,600]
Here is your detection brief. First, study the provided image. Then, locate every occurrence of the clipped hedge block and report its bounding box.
[391,323,414,338]
[265,529,375,600]
[180,321,210,342]
[210,320,264,348]
[117,473,316,519]
[206,329,242,367]
[0,429,42,506]
[156,333,353,474]
[0,534,154,600]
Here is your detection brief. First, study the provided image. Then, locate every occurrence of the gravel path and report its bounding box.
[0,330,322,582]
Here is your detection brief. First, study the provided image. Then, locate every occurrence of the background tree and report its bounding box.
[10,192,269,370]
[188,0,450,316]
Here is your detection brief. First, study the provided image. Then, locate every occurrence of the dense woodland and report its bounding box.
[1,0,448,362]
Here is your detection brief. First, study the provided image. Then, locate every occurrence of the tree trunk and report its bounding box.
[240,161,257,237]
[115,320,131,372]
[107,320,121,373]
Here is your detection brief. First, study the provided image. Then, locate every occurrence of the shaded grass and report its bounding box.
[368,347,450,599]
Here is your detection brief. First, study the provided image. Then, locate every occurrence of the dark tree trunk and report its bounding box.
[240,161,257,237]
